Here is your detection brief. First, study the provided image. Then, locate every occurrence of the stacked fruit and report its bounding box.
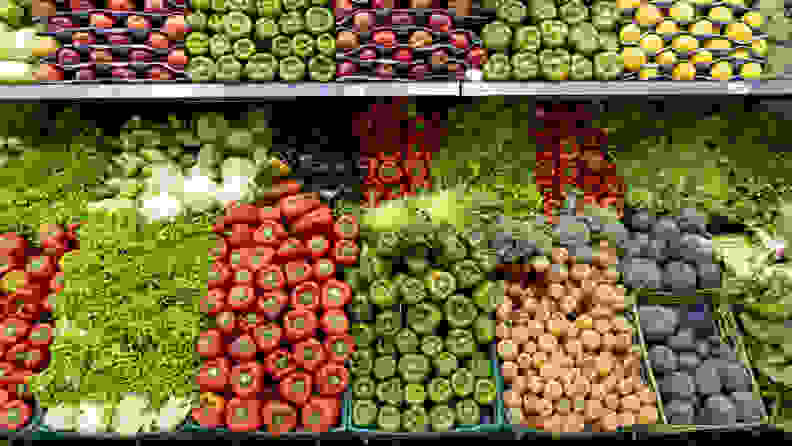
[617,1,768,80]
[185,0,336,82]
[193,180,358,433]
[479,0,626,80]
[0,224,80,431]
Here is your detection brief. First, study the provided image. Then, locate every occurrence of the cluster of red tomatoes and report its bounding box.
[195,178,359,434]
[0,224,80,430]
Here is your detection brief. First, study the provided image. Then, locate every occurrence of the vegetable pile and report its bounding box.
[348,223,500,432]
[193,179,358,433]
[185,0,336,82]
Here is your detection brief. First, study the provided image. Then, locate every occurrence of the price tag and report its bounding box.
[727,81,750,95]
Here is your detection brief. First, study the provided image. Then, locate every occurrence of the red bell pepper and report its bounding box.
[306,234,330,260]
[410,178,433,195]
[228,249,248,271]
[361,189,382,208]
[229,334,258,362]
[321,279,352,310]
[256,265,286,292]
[376,150,402,163]
[201,289,227,316]
[283,309,318,343]
[279,372,313,407]
[0,389,9,406]
[0,400,31,430]
[312,259,335,284]
[213,216,228,236]
[363,157,379,182]
[226,397,263,432]
[321,310,350,337]
[259,179,302,202]
[261,400,298,435]
[208,262,232,290]
[192,393,225,428]
[215,311,236,335]
[27,323,53,347]
[289,281,321,313]
[245,246,275,273]
[301,398,335,433]
[257,205,281,223]
[196,357,231,393]
[196,329,224,359]
[41,295,53,314]
[378,160,404,184]
[293,338,326,373]
[232,269,256,287]
[6,344,48,371]
[279,193,321,222]
[254,220,287,247]
[210,238,229,263]
[325,335,356,364]
[0,362,15,383]
[226,224,256,249]
[403,158,428,181]
[0,319,30,346]
[309,396,342,425]
[284,260,312,288]
[225,202,260,225]
[228,286,256,312]
[4,370,33,400]
[264,348,295,381]
[253,322,282,354]
[0,234,27,258]
[290,206,333,236]
[0,255,22,276]
[315,363,350,397]
[238,312,267,334]
[14,282,47,304]
[276,239,306,263]
[385,183,409,201]
[332,215,360,241]
[50,271,65,295]
[258,290,288,320]
[332,240,359,267]
[230,361,264,398]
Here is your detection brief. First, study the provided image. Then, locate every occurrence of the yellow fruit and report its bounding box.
[616,0,641,9]
[731,48,751,59]
[636,4,663,27]
[740,62,762,79]
[656,50,678,66]
[620,23,643,45]
[669,2,696,22]
[656,20,681,37]
[703,39,732,50]
[672,35,700,53]
[672,61,697,80]
[640,34,665,54]
[691,50,713,65]
[725,22,753,42]
[752,38,768,57]
[722,0,745,7]
[689,20,714,36]
[742,11,764,29]
[639,67,659,79]
[622,46,647,72]
[709,6,734,23]
[710,61,733,80]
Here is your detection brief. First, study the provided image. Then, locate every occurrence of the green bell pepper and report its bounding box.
[305,7,334,35]
[227,0,256,13]
[496,0,527,25]
[513,25,540,53]
[349,348,374,376]
[598,31,620,52]
[291,33,315,59]
[433,352,458,377]
[224,11,253,40]
[365,252,392,281]
[311,0,328,5]
[569,54,594,80]
[473,314,496,345]
[398,353,430,384]
[483,53,512,81]
[474,378,496,405]
[430,405,455,432]
[349,294,374,322]
[531,0,557,21]
[374,338,396,356]
[466,352,491,378]
[375,310,401,338]
[233,38,256,61]
[438,232,468,266]
[470,248,498,274]
[392,273,408,298]
[395,328,420,354]
[451,260,484,290]
[445,294,479,329]
[272,34,293,58]
[473,280,505,314]
[208,14,226,33]
[308,55,335,82]
[451,368,475,398]
[282,0,307,10]
[408,303,443,335]
[539,48,571,81]
[351,323,376,347]
[192,0,211,10]
[209,34,232,59]
[421,335,444,357]
[399,276,427,305]
[446,329,477,358]
[425,270,456,302]
[256,17,280,40]
[376,377,403,406]
[187,11,209,32]
[373,355,397,381]
[591,1,618,31]
[279,11,305,35]
[540,20,568,49]
[187,56,217,82]
[594,50,624,80]
[211,0,228,11]
[186,32,211,56]
[406,256,430,277]
[569,23,600,56]
[375,232,401,257]
[316,33,336,56]
[481,20,512,52]
[279,55,306,81]
[378,405,401,432]
[344,267,366,293]
[456,400,481,426]
[402,406,429,432]
[370,279,397,308]
[257,0,283,17]
[405,384,427,405]
[352,376,376,399]
[559,0,589,25]
[428,377,453,404]
[353,400,378,426]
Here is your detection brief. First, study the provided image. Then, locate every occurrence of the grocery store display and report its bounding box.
[185,0,336,82]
